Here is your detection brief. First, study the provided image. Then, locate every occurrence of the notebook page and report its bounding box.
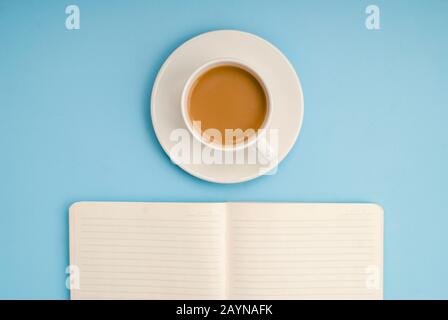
[227,203,383,299]
[69,202,226,299]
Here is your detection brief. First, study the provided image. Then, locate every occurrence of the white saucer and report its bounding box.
[151,30,304,183]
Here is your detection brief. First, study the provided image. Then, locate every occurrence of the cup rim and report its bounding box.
[180,57,272,152]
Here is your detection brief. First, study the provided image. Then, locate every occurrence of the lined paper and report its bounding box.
[227,203,383,299]
[69,202,383,300]
[69,202,226,299]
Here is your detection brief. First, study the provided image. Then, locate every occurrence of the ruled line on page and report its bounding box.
[81,231,221,236]
[77,243,220,249]
[81,270,221,276]
[232,251,374,256]
[79,257,221,263]
[233,272,369,276]
[233,245,375,249]
[80,263,219,269]
[80,284,221,290]
[231,219,376,223]
[229,292,377,298]
[76,290,221,298]
[79,238,219,243]
[231,239,375,243]
[81,218,221,223]
[232,278,368,283]
[80,250,220,256]
[233,225,376,229]
[81,224,221,230]
[231,265,371,270]
[82,276,221,283]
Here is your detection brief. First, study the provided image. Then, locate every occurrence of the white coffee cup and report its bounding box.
[180,58,275,160]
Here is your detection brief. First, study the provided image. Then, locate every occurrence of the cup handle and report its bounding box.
[256,135,276,164]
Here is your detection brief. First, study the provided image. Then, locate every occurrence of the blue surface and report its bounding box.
[0,0,447,299]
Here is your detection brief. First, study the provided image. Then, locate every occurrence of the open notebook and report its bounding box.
[69,202,383,300]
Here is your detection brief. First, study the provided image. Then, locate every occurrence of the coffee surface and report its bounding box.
[188,65,267,145]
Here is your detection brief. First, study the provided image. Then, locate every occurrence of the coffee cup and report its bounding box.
[180,58,275,161]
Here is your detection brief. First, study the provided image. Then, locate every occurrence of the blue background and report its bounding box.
[0,0,447,299]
